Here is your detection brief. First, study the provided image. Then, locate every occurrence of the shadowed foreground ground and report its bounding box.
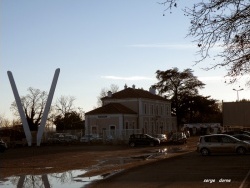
[0,137,203,187]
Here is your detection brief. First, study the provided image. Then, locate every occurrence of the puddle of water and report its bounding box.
[94,153,162,169]
[0,169,107,188]
[99,155,151,166]
[0,146,185,188]
[94,149,169,168]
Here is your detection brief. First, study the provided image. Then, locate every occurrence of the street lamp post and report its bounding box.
[233,88,244,101]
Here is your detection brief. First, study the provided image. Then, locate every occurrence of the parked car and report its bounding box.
[0,139,7,153]
[168,132,187,144]
[129,134,160,147]
[64,135,78,142]
[104,135,114,143]
[231,134,250,143]
[48,133,78,143]
[154,134,168,143]
[197,134,250,156]
[80,134,102,143]
[80,134,94,142]
[47,137,62,143]
[55,133,66,140]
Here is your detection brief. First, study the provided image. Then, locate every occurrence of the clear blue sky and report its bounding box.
[1,0,249,120]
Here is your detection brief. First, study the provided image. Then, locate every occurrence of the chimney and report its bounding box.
[149,86,156,95]
[132,84,135,89]
[124,84,128,89]
[107,91,112,97]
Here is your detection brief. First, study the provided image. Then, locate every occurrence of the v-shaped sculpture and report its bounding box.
[7,68,60,146]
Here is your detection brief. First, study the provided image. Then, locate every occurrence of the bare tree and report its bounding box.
[0,114,11,128]
[52,96,85,131]
[96,84,119,107]
[10,87,48,131]
[54,95,76,117]
[160,0,250,84]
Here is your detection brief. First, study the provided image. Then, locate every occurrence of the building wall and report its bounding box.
[103,98,172,117]
[123,115,138,129]
[86,115,119,136]
[85,114,138,137]
[141,117,176,135]
[223,102,250,128]
[139,99,176,135]
[141,99,171,117]
[86,97,177,139]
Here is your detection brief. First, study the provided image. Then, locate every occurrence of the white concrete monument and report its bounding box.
[37,68,60,146]
[7,71,32,146]
[8,68,60,146]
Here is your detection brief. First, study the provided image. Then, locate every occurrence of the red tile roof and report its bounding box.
[102,87,168,101]
[85,103,137,115]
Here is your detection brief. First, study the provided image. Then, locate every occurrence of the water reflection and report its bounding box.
[0,147,186,187]
[0,170,104,188]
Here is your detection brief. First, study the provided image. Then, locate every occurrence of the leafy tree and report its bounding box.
[154,67,205,126]
[54,111,83,131]
[179,95,222,124]
[160,0,250,84]
[96,84,119,107]
[10,87,48,131]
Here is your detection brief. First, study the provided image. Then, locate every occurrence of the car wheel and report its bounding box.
[200,148,210,156]
[237,147,246,155]
[129,142,136,147]
[149,142,155,147]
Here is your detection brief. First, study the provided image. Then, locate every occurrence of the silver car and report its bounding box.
[197,134,250,156]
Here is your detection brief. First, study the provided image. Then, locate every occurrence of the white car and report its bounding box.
[197,134,250,156]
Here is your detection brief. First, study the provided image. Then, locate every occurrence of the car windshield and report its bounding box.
[234,134,250,140]
[145,134,153,138]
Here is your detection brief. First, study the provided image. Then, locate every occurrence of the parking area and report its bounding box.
[0,136,197,178]
[1,136,250,188]
[90,151,250,188]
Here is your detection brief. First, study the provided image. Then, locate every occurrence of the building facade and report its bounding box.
[223,101,250,130]
[85,85,177,140]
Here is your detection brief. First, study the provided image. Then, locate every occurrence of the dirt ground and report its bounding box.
[0,137,199,179]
